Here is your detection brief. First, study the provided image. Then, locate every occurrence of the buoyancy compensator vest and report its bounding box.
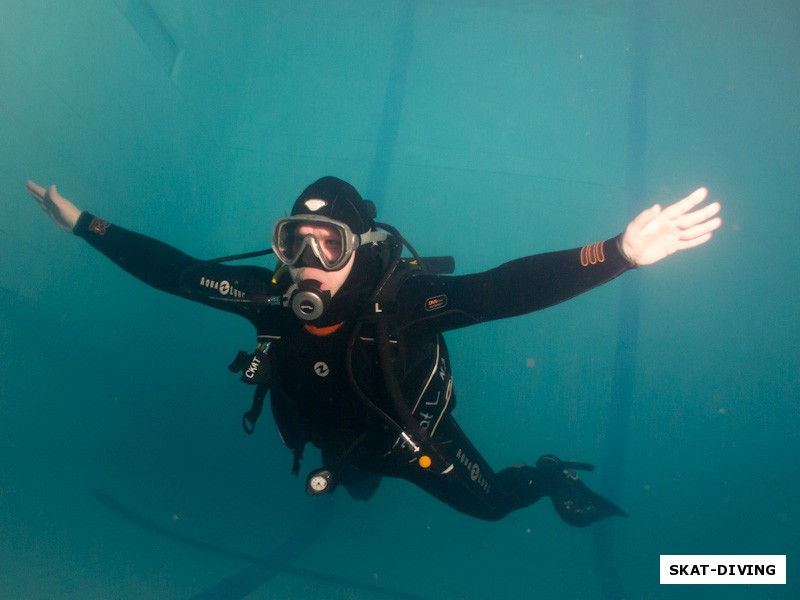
[179,224,457,491]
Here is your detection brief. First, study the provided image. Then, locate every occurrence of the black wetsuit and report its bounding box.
[74,212,634,522]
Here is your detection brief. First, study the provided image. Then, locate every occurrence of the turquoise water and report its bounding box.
[1,1,798,598]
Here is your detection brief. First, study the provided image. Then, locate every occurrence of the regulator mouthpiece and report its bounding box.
[288,279,331,321]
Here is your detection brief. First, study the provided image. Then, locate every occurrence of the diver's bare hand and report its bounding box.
[25,180,82,232]
[621,187,722,266]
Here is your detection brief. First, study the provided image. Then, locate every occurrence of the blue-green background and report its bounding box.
[1,1,797,598]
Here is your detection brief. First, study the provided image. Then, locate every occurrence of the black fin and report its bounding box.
[537,455,627,527]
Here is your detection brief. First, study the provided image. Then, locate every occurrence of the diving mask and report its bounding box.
[272,215,387,271]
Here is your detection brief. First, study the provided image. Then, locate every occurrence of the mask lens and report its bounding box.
[275,220,349,269]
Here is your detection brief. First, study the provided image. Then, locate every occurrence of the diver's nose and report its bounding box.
[298,244,324,269]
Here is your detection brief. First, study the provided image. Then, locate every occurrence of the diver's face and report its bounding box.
[288,224,354,296]
[295,223,343,263]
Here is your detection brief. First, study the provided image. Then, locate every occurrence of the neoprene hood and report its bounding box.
[290,176,377,235]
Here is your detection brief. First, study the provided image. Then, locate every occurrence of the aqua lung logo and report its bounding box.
[471,464,482,483]
[314,361,330,377]
[199,276,246,299]
[456,448,491,494]
[299,299,316,315]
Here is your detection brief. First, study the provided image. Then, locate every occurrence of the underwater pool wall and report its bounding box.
[2,1,799,599]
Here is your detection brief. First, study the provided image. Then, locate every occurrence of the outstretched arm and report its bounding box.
[25,179,208,296]
[25,180,82,232]
[621,187,721,266]
[399,187,722,334]
[23,180,277,317]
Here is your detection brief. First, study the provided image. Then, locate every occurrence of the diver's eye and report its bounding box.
[322,238,342,259]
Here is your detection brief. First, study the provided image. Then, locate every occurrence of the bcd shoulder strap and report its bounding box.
[228,341,273,434]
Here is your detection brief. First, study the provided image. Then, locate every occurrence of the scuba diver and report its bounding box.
[24,176,721,525]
